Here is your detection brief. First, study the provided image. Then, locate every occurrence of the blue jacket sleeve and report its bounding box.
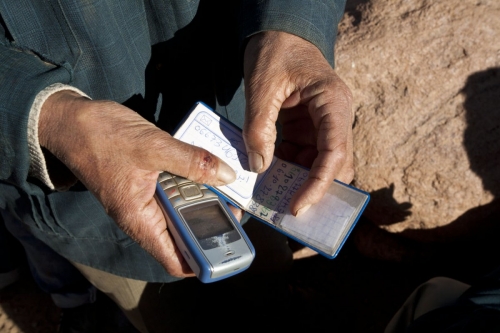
[238,0,347,67]
[0,34,72,189]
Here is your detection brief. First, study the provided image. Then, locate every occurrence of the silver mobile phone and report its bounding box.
[154,172,255,283]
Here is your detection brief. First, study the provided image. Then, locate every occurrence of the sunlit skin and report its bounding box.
[37,31,353,277]
[243,31,354,217]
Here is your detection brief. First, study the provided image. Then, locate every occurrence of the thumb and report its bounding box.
[243,90,280,174]
[158,137,236,186]
[243,34,288,173]
[128,116,238,187]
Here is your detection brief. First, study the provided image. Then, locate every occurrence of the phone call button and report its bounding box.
[166,187,180,198]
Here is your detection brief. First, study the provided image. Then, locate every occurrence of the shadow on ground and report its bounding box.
[6,214,500,333]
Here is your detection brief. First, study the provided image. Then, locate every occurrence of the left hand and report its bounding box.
[243,31,354,216]
[38,91,237,278]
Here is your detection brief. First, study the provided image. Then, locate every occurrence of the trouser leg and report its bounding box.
[0,213,22,289]
[1,210,96,308]
[71,218,294,333]
[70,261,149,333]
[384,276,471,333]
[70,263,212,333]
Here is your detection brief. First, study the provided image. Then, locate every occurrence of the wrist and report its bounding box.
[39,90,89,156]
[37,89,91,190]
[38,90,83,147]
[244,31,325,80]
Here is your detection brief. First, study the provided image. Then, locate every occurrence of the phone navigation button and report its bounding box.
[179,184,204,200]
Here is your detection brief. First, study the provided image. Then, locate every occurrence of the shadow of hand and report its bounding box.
[367,183,412,226]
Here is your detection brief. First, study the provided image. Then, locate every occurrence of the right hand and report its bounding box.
[38,90,237,277]
[242,31,354,217]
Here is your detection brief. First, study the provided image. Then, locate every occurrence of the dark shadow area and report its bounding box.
[135,217,453,333]
[134,67,500,332]
[344,0,371,27]
[365,183,413,226]
[0,271,139,333]
[0,216,59,333]
[0,213,139,333]
[358,68,500,251]
[310,67,500,331]
[464,68,500,194]
[0,267,61,333]
[123,0,243,134]
[1,219,467,333]
[402,67,500,242]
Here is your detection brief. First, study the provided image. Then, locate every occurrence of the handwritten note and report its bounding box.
[176,110,261,202]
[247,159,309,226]
[174,103,370,258]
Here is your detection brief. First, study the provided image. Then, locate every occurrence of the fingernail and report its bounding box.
[248,152,263,173]
[295,205,311,217]
[217,161,236,184]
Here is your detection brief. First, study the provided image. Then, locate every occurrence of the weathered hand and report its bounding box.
[38,91,236,277]
[243,31,354,216]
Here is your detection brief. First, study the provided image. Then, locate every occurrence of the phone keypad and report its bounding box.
[157,172,212,202]
[179,184,203,200]
[159,178,177,191]
[175,177,192,186]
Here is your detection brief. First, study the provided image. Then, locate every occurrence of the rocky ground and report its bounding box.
[340,0,500,255]
[2,0,499,332]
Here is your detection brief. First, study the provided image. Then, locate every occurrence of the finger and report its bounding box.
[290,80,354,215]
[227,203,244,222]
[243,88,281,173]
[243,34,288,174]
[108,169,195,277]
[275,141,317,169]
[278,106,316,147]
[135,130,236,186]
[161,138,236,186]
[335,127,355,184]
[149,209,196,277]
[153,213,196,277]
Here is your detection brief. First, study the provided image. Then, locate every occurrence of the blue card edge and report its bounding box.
[173,101,371,259]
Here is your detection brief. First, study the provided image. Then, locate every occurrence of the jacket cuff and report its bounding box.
[28,83,90,190]
[239,0,346,67]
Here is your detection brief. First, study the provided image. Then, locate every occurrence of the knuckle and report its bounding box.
[331,143,355,182]
[342,166,355,183]
[243,122,277,150]
[331,81,353,108]
[332,144,349,166]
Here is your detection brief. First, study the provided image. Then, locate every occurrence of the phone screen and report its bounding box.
[180,200,241,250]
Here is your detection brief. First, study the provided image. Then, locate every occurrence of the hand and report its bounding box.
[38,91,236,277]
[243,31,354,216]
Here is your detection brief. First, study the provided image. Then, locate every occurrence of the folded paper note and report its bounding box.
[173,102,370,258]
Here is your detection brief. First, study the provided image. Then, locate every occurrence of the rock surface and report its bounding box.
[336,0,500,258]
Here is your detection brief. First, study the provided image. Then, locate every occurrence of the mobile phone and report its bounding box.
[154,172,255,283]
